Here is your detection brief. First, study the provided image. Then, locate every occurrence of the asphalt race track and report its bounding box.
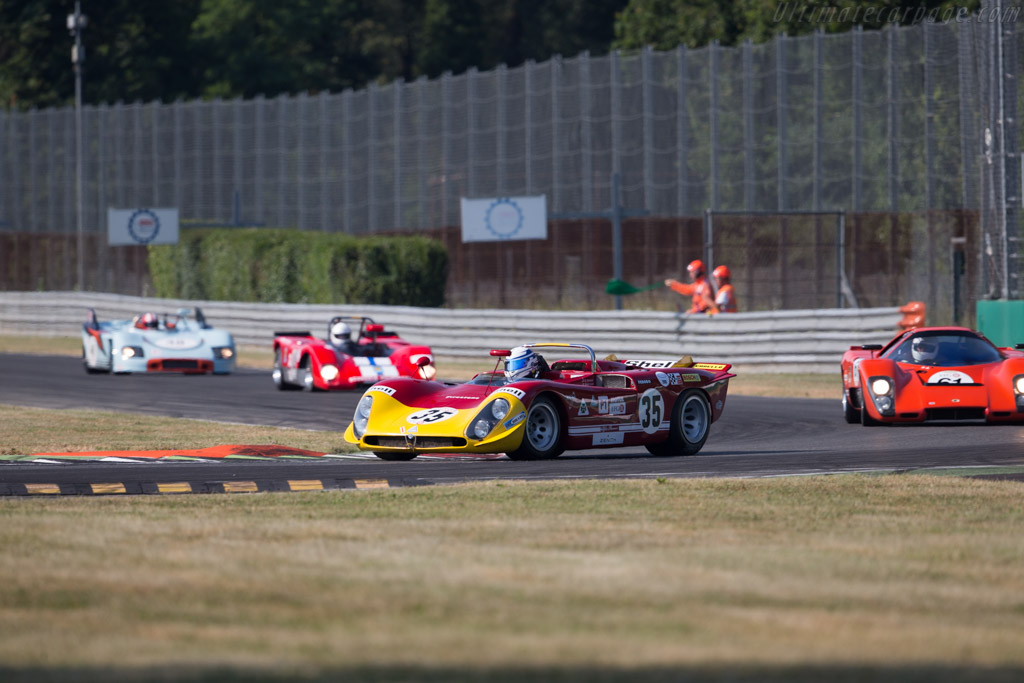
[2,353,1023,492]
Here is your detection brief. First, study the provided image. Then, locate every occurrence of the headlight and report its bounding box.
[491,398,510,420]
[121,346,144,359]
[1014,376,1024,394]
[321,364,340,381]
[473,419,492,439]
[213,347,234,359]
[870,378,892,396]
[353,394,373,438]
[466,398,512,441]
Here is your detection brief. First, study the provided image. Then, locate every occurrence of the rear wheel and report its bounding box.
[842,389,860,424]
[645,390,711,456]
[507,396,564,460]
[374,452,417,461]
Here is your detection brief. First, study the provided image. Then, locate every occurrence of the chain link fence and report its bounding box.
[1,11,1021,318]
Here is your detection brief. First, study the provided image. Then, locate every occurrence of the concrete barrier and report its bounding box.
[0,291,902,373]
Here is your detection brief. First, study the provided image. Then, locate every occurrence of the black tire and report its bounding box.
[374,452,417,461]
[300,356,317,392]
[842,389,860,424]
[645,389,711,457]
[860,400,886,427]
[507,396,564,461]
[272,349,300,390]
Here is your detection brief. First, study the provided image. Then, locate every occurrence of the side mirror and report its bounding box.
[1016,343,1024,350]
[365,323,384,333]
[415,356,431,367]
[858,344,883,351]
[490,349,511,357]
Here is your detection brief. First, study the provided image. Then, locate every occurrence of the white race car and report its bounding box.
[81,307,236,375]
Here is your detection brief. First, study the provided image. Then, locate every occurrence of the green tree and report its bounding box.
[613,0,983,50]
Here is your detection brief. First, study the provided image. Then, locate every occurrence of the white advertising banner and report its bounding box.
[107,208,179,246]
[460,195,547,243]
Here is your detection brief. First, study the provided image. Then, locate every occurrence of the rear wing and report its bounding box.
[619,356,735,381]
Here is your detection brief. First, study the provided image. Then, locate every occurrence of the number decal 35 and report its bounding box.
[407,407,459,424]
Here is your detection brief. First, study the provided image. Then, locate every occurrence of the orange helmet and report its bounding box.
[712,265,731,281]
[686,259,705,278]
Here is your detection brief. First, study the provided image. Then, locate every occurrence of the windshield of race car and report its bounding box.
[465,372,509,386]
[883,331,1003,367]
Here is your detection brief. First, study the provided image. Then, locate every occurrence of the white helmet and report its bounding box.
[505,346,541,382]
[330,322,352,346]
[911,336,938,364]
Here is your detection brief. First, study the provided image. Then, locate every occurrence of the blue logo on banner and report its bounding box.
[127,209,161,244]
[485,198,524,239]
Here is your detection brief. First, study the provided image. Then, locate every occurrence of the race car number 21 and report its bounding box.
[406,407,459,425]
[638,389,665,434]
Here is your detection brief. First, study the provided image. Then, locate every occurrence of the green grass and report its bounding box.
[1,475,1023,681]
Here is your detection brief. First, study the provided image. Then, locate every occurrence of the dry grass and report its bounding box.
[1,476,1023,681]
[0,335,838,398]
[0,404,354,455]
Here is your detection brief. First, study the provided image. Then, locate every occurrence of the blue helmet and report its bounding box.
[505,346,540,382]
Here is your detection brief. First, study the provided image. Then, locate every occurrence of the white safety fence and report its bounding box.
[0,292,903,373]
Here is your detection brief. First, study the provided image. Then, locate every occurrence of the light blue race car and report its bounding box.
[81,307,236,375]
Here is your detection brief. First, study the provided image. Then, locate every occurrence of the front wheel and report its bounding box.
[507,396,564,460]
[82,344,109,374]
[645,389,711,456]
[860,401,886,427]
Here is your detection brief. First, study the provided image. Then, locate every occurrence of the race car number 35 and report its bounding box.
[639,389,665,434]
[406,407,459,424]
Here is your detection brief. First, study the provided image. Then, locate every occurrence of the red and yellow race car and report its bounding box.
[273,316,435,391]
[840,326,1024,425]
[344,342,735,460]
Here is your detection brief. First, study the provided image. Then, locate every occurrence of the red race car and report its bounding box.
[840,326,1024,425]
[273,316,435,391]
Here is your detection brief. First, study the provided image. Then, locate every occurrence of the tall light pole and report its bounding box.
[67,2,87,290]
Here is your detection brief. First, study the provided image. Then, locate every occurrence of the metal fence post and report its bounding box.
[852,26,863,211]
[643,46,654,211]
[581,52,591,211]
[417,76,429,229]
[776,33,787,211]
[524,61,534,194]
[743,39,754,211]
[703,208,713,274]
[551,57,560,212]
[320,91,330,231]
[676,45,689,216]
[394,80,403,228]
[467,68,477,200]
[611,51,622,181]
[710,40,720,210]
[496,64,506,195]
[887,28,900,212]
[342,89,353,232]
[813,30,823,211]
[368,83,377,232]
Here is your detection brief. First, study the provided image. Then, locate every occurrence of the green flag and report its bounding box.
[605,278,666,295]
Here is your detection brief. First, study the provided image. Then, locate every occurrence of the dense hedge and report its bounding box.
[148,229,448,307]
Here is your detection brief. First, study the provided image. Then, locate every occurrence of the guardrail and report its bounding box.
[0,292,902,372]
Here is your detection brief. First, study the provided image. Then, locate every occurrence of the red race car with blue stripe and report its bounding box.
[273,316,435,391]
